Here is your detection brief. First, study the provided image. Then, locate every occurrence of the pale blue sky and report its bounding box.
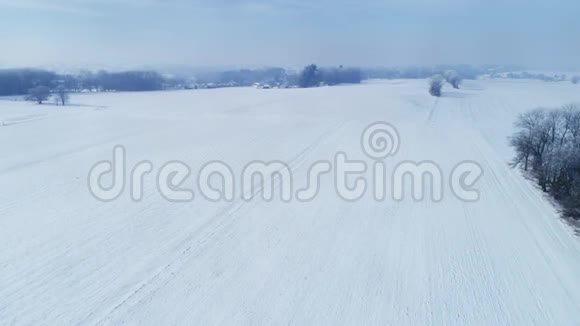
[0,0,578,68]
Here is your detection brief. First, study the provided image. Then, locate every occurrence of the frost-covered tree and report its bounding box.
[429,75,444,97]
[26,86,51,104]
[572,76,580,84]
[444,70,462,89]
[510,108,545,171]
[510,104,580,219]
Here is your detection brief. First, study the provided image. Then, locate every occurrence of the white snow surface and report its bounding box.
[1,79,580,325]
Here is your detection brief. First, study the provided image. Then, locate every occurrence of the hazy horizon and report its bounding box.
[1,0,579,69]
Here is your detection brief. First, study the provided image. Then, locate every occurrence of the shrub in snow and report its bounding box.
[429,75,444,97]
[444,70,462,89]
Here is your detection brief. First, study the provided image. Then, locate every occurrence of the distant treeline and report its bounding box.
[362,64,515,80]
[0,66,363,95]
[215,68,288,86]
[207,65,363,88]
[0,69,167,96]
[83,71,164,92]
[1,64,557,95]
[0,69,58,96]
[500,72,568,82]
[297,65,363,88]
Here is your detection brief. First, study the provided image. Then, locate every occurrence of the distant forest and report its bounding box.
[0,64,567,97]
[0,69,167,96]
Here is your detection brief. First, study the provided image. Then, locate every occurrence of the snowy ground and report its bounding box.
[1,79,580,325]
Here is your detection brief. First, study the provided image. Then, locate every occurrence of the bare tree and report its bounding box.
[510,104,580,219]
[572,76,580,84]
[54,85,70,106]
[429,75,444,97]
[510,108,545,170]
[26,86,51,104]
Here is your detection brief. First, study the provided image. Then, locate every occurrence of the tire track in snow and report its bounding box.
[0,106,106,127]
[0,131,141,176]
[426,98,440,125]
[0,113,49,127]
[470,132,580,315]
[87,122,348,326]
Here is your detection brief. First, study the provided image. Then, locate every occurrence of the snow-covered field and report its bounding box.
[1,79,580,325]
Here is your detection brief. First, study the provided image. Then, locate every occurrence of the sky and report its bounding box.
[0,0,579,69]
